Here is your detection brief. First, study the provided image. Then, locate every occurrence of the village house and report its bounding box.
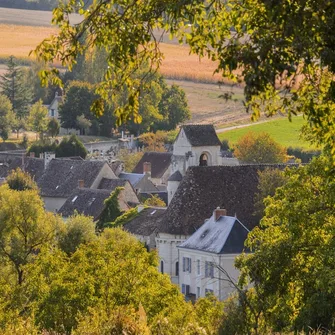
[123,205,166,250]
[58,183,139,221]
[178,207,249,301]
[132,152,172,188]
[37,156,117,212]
[119,172,159,194]
[156,164,267,284]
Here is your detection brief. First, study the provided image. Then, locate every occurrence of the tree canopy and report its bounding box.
[236,155,335,332]
[234,132,287,164]
[34,0,335,152]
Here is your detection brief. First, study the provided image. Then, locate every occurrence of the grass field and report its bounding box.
[218,116,316,149]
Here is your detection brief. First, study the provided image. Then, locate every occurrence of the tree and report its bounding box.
[0,184,61,285]
[0,56,31,129]
[27,100,49,139]
[97,187,124,230]
[47,117,60,138]
[0,95,15,142]
[34,0,335,154]
[55,134,88,159]
[144,194,166,207]
[139,131,167,152]
[234,132,287,164]
[58,214,97,256]
[6,168,38,192]
[236,155,335,332]
[76,114,92,135]
[254,168,288,217]
[117,149,144,172]
[157,84,191,130]
[59,81,98,131]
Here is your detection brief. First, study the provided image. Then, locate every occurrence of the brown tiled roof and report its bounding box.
[124,207,166,236]
[159,164,291,235]
[38,159,107,197]
[58,188,111,220]
[181,124,222,147]
[132,152,172,178]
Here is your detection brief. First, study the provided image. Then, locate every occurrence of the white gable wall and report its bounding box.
[90,163,117,189]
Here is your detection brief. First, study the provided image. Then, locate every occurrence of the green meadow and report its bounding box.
[218,116,315,150]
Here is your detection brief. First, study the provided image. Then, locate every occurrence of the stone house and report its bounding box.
[132,152,172,188]
[58,183,139,221]
[178,208,249,301]
[38,158,117,212]
[123,206,166,250]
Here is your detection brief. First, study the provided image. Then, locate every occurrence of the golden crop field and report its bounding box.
[0,24,224,83]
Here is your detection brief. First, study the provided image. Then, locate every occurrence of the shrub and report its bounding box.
[55,134,87,159]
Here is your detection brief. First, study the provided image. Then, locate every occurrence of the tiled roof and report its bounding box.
[98,178,127,190]
[181,124,222,147]
[58,188,112,220]
[178,215,249,254]
[132,152,172,178]
[124,207,166,236]
[168,170,183,182]
[119,173,144,187]
[38,159,107,197]
[159,164,291,235]
[0,156,45,181]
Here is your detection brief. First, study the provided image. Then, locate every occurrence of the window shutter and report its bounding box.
[183,257,185,272]
[189,258,192,273]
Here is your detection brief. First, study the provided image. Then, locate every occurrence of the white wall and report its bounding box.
[178,248,240,301]
[156,232,188,284]
[90,163,117,189]
[43,196,66,213]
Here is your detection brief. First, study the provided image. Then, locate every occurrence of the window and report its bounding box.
[197,287,201,298]
[205,261,214,278]
[197,259,201,275]
[199,153,208,166]
[160,260,164,274]
[175,261,179,276]
[182,257,192,273]
[50,109,55,117]
[182,284,190,295]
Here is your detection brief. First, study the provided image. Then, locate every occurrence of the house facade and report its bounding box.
[178,208,249,301]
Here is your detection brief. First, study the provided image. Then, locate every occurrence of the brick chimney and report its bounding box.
[143,162,151,177]
[213,207,227,221]
[78,180,84,188]
[30,152,35,158]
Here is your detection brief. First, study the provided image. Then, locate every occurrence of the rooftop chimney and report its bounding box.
[213,207,227,221]
[44,152,56,169]
[78,180,84,188]
[143,162,151,176]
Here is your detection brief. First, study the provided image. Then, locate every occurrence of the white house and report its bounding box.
[177,207,249,301]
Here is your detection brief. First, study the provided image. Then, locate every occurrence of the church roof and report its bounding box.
[178,215,249,254]
[159,164,290,235]
[181,124,222,147]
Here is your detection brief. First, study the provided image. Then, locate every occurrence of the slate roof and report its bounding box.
[58,188,112,220]
[123,207,166,236]
[178,215,249,254]
[181,124,222,147]
[38,159,107,197]
[0,156,45,181]
[119,173,145,187]
[98,178,127,190]
[168,170,183,182]
[132,152,172,178]
[159,164,290,235]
